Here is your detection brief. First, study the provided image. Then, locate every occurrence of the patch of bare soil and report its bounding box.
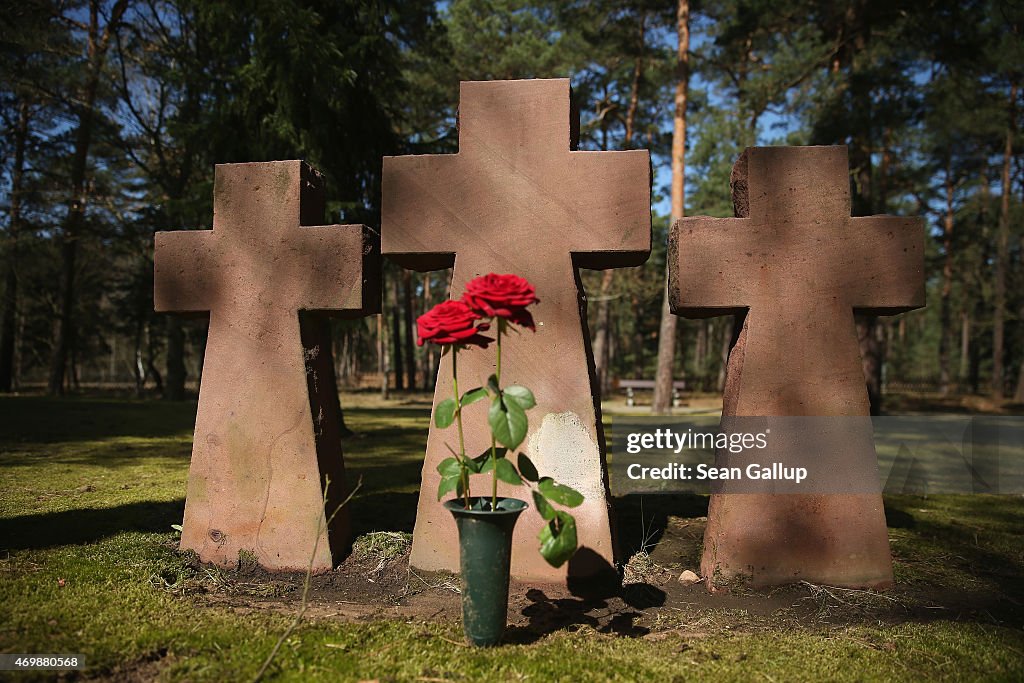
[175,515,1023,643]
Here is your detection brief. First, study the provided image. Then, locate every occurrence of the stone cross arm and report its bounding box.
[669,146,924,319]
[154,160,379,316]
[382,79,651,271]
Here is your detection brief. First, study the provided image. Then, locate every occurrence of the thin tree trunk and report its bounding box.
[959,309,970,385]
[992,82,1016,399]
[1018,161,1024,402]
[594,14,646,397]
[165,316,186,400]
[857,318,884,412]
[593,270,616,395]
[146,322,164,396]
[653,0,689,414]
[422,273,432,389]
[13,307,23,390]
[377,313,388,399]
[47,0,129,395]
[134,320,145,397]
[631,292,644,377]
[402,270,416,390]
[0,100,29,393]
[696,322,707,369]
[1016,239,1024,403]
[938,158,955,396]
[390,273,404,391]
[717,318,731,392]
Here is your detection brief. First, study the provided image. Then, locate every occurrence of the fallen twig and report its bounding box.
[251,476,362,683]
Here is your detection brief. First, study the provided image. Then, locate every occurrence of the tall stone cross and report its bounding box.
[382,79,651,582]
[154,160,379,572]
[669,146,924,588]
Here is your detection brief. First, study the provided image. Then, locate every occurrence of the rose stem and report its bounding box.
[491,320,503,510]
[452,345,470,508]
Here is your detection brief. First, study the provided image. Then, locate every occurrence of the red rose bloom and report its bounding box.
[417,300,492,348]
[463,273,540,330]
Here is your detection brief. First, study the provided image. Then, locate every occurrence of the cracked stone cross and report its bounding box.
[154,160,379,572]
[669,146,924,588]
[382,79,651,583]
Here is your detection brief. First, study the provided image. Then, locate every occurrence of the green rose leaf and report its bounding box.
[476,448,507,475]
[470,450,491,473]
[437,457,461,478]
[487,373,500,395]
[517,453,539,482]
[538,478,584,508]
[503,385,536,410]
[488,394,528,450]
[437,473,460,501]
[464,455,483,474]
[461,387,488,407]
[434,398,457,428]
[538,511,578,567]
[494,457,522,486]
[532,490,555,521]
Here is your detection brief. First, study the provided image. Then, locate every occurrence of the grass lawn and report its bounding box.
[1,393,1022,681]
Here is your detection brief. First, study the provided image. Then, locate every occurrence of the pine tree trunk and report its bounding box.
[594,14,646,398]
[959,310,970,385]
[652,0,689,414]
[631,293,644,377]
[165,316,186,400]
[378,313,388,399]
[717,319,731,392]
[938,160,955,396]
[402,270,416,390]
[992,82,1016,399]
[421,273,432,389]
[47,0,129,395]
[695,321,707,382]
[857,316,884,414]
[1016,239,1024,403]
[0,101,29,393]
[390,274,404,391]
[592,270,614,395]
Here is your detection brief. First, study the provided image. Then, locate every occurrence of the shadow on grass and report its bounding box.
[504,588,654,643]
[0,499,185,551]
[0,396,197,444]
[349,491,419,537]
[612,493,709,557]
[506,563,667,644]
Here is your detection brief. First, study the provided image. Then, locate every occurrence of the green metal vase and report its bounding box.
[444,497,527,647]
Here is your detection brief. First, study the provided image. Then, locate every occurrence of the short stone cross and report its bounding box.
[154,160,379,572]
[670,146,924,587]
[383,79,651,582]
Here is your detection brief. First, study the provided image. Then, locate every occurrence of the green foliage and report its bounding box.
[444,0,581,80]
[531,489,555,520]
[538,510,578,567]
[502,385,536,410]
[480,455,522,485]
[436,456,463,500]
[517,453,540,482]
[537,477,584,508]
[461,387,488,407]
[2,397,1024,679]
[434,398,457,428]
[488,393,529,450]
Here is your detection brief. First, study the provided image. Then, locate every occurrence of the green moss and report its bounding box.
[1,395,1022,681]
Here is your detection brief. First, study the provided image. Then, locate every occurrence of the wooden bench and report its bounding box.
[614,379,688,406]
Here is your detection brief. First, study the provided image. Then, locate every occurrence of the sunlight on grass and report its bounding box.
[1,394,1022,681]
